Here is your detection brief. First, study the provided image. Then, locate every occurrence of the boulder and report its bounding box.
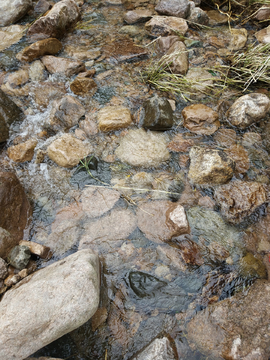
[214,180,267,223]
[16,38,62,62]
[0,0,32,27]
[155,0,190,18]
[165,41,189,75]
[0,249,100,360]
[145,16,188,37]
[0,25,26,52]
[41,55,85,76]
[70,77,97,96]
[226,93,270,129]
[7,139,37,162]
[47,134,92,168]
[27,0,80,40]
[188,146,235,185]
[124,9,153,24]
[133,337,177,360]
[97,105,132,132]
[182,104,220,135]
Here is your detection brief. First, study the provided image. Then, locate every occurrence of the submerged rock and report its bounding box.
[7,139,37,162]
[182,104,220,135]
[145,16,188,37]
[16,38,62,63]
[224,144,250,174]
[133,337,177,360]
[155,0,190,18]
[97,105,132,132]
[0,0,32,27]
[214,128,237,147]
[0,249,100,360]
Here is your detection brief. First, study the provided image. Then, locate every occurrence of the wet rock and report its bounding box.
[229,28,248,50]
[167,133,194,152]
[224,144,250,174]
[174,236,204,265]
[7,139,37,162]
[70,77,97,96]
[207,9,228,26]
[16,38,62,63]
[79,116,98,136]
[253,6,270,21]
[182,104,220,135]
[214,128,237,147]
[27,0,80,41]
[165,41,189,75]
[187,7,209,27]
[0,0,32,27]
[91,307,108,331]
[97,105,132,132]
[214,180,267,224]
[157,244,187,271]
[0,258,8,280]
[6,69,29,89]
[28,81,66,108]
[103,38,148,63]
[115,128,170,168]
[137,200,189,244]
[188,146,235,185]
[64,45,101,61]
[0,249,100,360]
[49,95,85,131]
[41,55,85,76]
[139,96,173,131]
[226,93,270,129]
[47,134,92,168]
[239,252,267,279]
[255,25,270,44]
[155,0,190,18]
[8,245,31,270]
[186,280,270,359]
[145,16,188,37]
[0,25,26,52]
[19,240,52,259]
[0,172,31,247]
[34,0,52,14]
[133,337,177,360]
[124,9,153,24]
[242,132,262,148]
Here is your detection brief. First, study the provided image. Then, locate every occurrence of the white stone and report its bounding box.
[169,205,189,232]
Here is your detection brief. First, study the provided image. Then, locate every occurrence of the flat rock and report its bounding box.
[182,104,220,135]
[97,105,132,132]
[0,249,100,360]
[115,128,170,168]
[0,25,26,52]
[41,56,85,76]
[214,180,267,223]
[16,38,62,63]
[0,0,32,27]
[7,139,37,162]
[133,337,177,360]
[47,134,92,168]
[155,0,190,18]
[124,9,153,24]
[226,93,270,129]
[145,16,188,37]
[188,146,235,185]
[224,144,250,174]
[70,77,97,96]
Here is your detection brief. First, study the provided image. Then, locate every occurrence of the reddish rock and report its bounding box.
[16,38,62,63]
[225,144,250,174]
[174,235,204,265]
[182,104,220,135]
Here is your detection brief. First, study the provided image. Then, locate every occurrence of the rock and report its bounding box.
[138,96,173,131]
[115,128,170,168]
[103,38,148,63]
[214,128,237,147]
[224,144,250,174]
[0,25,26,52]
[242,132,262,148]
[253,6,270,21]
[185,67,215,96]
[7,139,37,162]
[255,25,270,44]
[0,0,32,27]
[155,0,190,18]
[91,307,108,331]
[124,9,153,24]
[244,213,270,254]
[6,69,29,88]
[226,93,270,129]
[133,337,177,360]
[187,7,209,27]
[70,77,97,96]
[157,244,187,271]
[48,95,85,131]
[137,200,189,244]
[157,35,179,54]
[0,258,8,280]
[7,245,31,270]
[198,195,215,209]
[97,105,132,132]
[186,280,270,359]
[165,41,189,75]
[16,38,62,62]
[229,28,248,50]
[0,172,31,248]
[167,133,194,152]
[0,249,100,360]
[0,228,18,260]
[188,146,235,185]
[41,56,85,76]
[207,9,228,26]
[4,274,21,287]
[64,45,101,61]
[34,0,52,14]
[174,236,204,265]
[19,240,52,259]
[239,252,267,279]
[145,16,188,37]
[182,104,220,135]
[27,0,80,41]
[79,116,98,136]
[214,180,267,223]
[27,81,66,109]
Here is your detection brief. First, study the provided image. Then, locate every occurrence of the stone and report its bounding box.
[165,41,189,75]
[16,38,62,63]
[124,9,153,24]
[182,104,220,135]
[91,307,108,331]
[115,128,170,168]
[0,257,8,280]
[155,0,190,18]
[6,69,29,89]
[138,96,173,131]
[133,337,177,360]
[185,67,215,96]
[224,144,250,174]
[198,195,215,209]
[70,77,97,96]
[0,25,26,52]
[214,128,237,147]
[34,0,52,14]
[27,0,80,40]
[27,82,66,109]
[214,180,267,224]
[97,105,132,132]
[174,236,204,265]
[48,95,85,131]
[29,60,46,81]
[0,228,18,260]
[4,274,21,287]
[157,244,187,271]
[19,240,52,259]
[186,280,270,359]
[255,25,270,44]
[244,213,270,255]
[8,245,31,270]
[0,0,32,27]
[137,200,190,244]
[47,134,92,168]
[188,146,235,185]
[207,9,228,26]
[145,16,188,37]
[41,56,85,76]
[80,187,120,218]
[239,252,267,279]
[103,38,148,63]
[79,117,98,136]
[0,172,31,247]
[167,133,194,152]
[229,28,248,50]
[7,139,37,162]
[0,249,100,360]
[242,132,262,148]
[157,36,179,54]
[187,7,209,27]
[253,6,270,21]
[226,93,270,129]
[64,45,101,61]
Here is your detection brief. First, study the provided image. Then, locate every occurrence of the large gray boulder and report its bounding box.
[0,249,100,360]
[0,0,32,27]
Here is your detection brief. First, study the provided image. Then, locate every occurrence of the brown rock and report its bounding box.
[97,105,132,132]
[19,240,52,259]
[16,38,62,63]
[214,180,267,223]
[244,213,270,255]
[79,117,98,136]
[145,16,188,37]
[242,132,262,148]
[253,6,270,21]
[214,128,237,147]
[179,154,189,168]
[41,56,85,76]
[167,133,194,152]
[255,25,270,44]
[228,28,248,51]
[30,82,66,108]
[6,69,29,88]
[7,139,37,162]
[70,77,97,96]
[174,236,204,265]
[124,9,153,24]
[207,10,228,26]
[182,104,220,135]
[64,45,101,61]
[225,144,250,174]
[165,41,189,75]
[103,38,148,63]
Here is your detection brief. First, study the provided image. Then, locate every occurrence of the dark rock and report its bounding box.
[129,271,167,298]
[8,245,31,270]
